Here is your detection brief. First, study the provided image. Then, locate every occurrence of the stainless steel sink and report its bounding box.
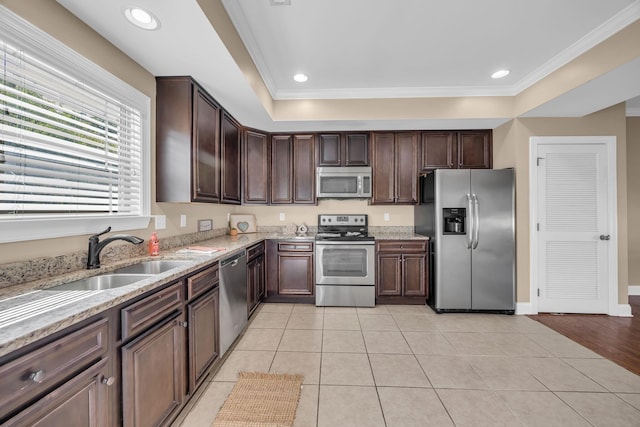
[50,274,153,291]
[113,260,194,275]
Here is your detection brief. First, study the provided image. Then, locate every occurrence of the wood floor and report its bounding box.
[529,296,640,376]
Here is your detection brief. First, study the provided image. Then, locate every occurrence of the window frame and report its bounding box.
[0,7,151,243]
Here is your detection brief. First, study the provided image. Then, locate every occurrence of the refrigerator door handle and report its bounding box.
[472,194,480,249]
[466,193,474,249]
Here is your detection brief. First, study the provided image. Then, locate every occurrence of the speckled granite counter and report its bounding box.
[0,230,427,357]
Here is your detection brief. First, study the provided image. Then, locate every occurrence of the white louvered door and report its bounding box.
[536,142,609,313]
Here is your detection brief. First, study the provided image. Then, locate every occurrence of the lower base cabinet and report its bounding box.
[122,313,185,427]
[266,240,315,303]
[4,359,110,427]
[187,288,219,393]
[376,240,429,303]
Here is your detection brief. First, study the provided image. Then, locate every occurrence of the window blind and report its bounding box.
[0,39,143,216]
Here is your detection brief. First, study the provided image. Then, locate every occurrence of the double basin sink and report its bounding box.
[51,260,194,291]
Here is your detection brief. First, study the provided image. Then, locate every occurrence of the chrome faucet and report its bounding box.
[87,226,144,269]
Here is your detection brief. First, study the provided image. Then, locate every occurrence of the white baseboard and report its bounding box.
[629,285,640,296]
[611,304,633,317]
[515,302,535,315]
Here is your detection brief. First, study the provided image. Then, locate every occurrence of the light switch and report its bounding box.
[279,213,285,221]
[155,215,166,230]
[384,213,390,221]
[180,214,187,227]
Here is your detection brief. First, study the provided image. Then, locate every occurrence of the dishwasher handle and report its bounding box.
[220,250,247,268]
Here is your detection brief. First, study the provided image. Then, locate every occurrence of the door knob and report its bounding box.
[599,234,610,240]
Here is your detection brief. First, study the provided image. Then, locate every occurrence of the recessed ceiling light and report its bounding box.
[270,0,291,5]
[124,7,160,30]
[293,73,309,83]
[491,69,510,79]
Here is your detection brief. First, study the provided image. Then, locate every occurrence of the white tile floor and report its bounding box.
[180,303,640,427]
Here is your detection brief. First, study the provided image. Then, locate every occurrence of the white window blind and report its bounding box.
[0,6,150,243]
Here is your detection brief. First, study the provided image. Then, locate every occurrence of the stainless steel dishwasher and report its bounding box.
[219,250,247,356]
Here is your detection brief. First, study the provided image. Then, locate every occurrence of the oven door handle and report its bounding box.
[315,241,376,246]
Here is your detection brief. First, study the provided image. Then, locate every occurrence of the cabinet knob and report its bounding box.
[180,321,188,328]
[29,369,46,383]
[101,376,116,386]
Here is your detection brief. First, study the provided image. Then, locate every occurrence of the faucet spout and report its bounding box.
[87,227,144,269]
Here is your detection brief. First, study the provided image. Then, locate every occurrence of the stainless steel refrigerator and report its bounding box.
[415,169,515,313]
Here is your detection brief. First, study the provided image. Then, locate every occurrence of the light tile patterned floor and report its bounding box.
[180,303,640,427]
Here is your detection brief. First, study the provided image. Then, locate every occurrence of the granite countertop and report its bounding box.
[0,231,428,357]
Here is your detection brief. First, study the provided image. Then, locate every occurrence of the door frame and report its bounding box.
[529,136,622,316]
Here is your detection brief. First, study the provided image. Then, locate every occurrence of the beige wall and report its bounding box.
[627,117,640,286]
[494,103,629,305]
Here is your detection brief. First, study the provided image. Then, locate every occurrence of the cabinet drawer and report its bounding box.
[277,241,314,252]
[122,282,183,340]
[377,240,427,253]
[187,263,219,301]
[0,318,108,415]
[247,241,265,260]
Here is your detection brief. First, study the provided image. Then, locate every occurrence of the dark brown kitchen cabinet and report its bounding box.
[247,241,266,315]
[266,240,315,302]
[3,359,110,427]
[186,264,220,394]
[243,129,270,204]
[220,111,242,204]
[370,132,419,205]
[122,314,185,427]
[270,134,316,205]
[420,130,492,171]
[0,317,111,426]
[156,76,221,203]
[317,133,369,166]
[376,240,428,303]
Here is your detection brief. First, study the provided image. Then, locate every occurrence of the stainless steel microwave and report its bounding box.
[316,167,372,198]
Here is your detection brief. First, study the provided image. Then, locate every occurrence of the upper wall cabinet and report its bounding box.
[420,130,492,171]
[243,129,270,204]
[220,111,242,205]
[271,134,316,205]
[370,132,419,205]
[156,76,221,203]
[317,133,369,166]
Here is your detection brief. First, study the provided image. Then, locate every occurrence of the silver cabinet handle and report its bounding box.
[599,235,611,240]
[29,370,46,383]
[101,376,115,386]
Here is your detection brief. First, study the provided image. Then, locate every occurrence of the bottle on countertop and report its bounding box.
[148,232,160,256]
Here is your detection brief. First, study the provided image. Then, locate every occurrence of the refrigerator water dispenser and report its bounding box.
[443,208,466,234]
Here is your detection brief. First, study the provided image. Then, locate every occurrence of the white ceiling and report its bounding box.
[57,0,640,131]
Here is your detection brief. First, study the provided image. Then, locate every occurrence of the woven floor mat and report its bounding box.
[212,371,304,427]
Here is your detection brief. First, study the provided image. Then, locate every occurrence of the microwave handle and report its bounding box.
[357,175,362,194]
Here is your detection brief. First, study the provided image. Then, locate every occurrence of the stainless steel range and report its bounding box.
[315,214,375,307]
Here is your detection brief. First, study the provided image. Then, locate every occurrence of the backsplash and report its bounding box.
[0,228,228,289]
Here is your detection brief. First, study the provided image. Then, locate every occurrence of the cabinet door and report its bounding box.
[344,133,369,166]
[220,111,242,204]
[394,132,419,204]
[420,131,456,170]
[277,253,314,295]
[122,315,185,427]
[192,87,220,202]
[187,289,219,394]
[403,254,427,297]
[247,257,258,314]
[271,135,293,204]
[243,130,269,204]
[370,132,395,204]
[458,131,492,169]
[317,134,341,166]
[292,134,316,204]
[376,253,402,296]
[4,359,109,427]
[256,254,266,300]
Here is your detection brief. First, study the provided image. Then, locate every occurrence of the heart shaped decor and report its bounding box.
[237,221,249,232]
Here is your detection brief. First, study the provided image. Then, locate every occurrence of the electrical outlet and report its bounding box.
[279,213,285,221]
[180,214,187,227]
[155,215,166,230]
[384,213,390,221]
[198,219,213,232]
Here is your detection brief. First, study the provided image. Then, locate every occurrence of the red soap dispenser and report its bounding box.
[148,232,160,256]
